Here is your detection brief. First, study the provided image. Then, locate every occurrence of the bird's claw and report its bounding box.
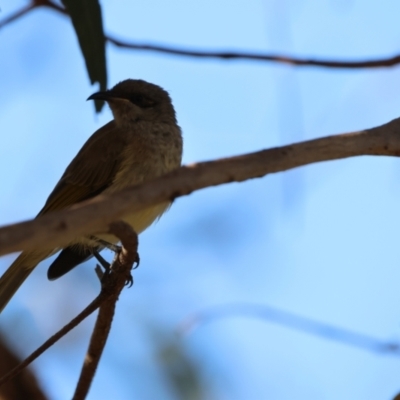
[133,252,140,269]
[93,251,111,275]
[125,274,134,287]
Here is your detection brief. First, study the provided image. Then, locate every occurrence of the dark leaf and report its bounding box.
[62,0,107,112]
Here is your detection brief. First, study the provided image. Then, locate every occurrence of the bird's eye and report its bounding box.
[129,94,155,108]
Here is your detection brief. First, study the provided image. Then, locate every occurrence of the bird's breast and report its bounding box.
[110,122,182,190]
[98,122,182,236]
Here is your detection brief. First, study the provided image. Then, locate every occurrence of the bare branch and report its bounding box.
[178,304,400,356]
[73,222,138,400]
[0,2,35,30]
[0,333,49,400]
[107,35,400,69]
[0,295,103,388]
[1,117,400,256]
[0,222,138,392]
[3,1,400,69]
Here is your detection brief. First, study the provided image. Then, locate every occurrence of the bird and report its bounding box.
[0,79,183,313]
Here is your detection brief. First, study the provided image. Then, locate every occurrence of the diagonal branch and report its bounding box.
[0,294,103,388]
[0,222,138,392]
[178,303,400,356]
[1,117,400,256]
[0,2,35,30]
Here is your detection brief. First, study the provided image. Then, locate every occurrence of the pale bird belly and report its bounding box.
[77,202,170,246]
[121,202,170,234]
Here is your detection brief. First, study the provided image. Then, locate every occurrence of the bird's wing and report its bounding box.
[38,121,126,215]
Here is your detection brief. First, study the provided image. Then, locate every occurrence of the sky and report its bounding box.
[1,1,400,399]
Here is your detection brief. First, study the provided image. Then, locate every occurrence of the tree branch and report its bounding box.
[178,304,400,356]
[0,222,138,392]
[73,221,138,400]
[0,3,35,30]
[0,333,49,400]
[3,1,400,69]
[1,117,400,256]
[0,295,103,388]
[107,35,400,69]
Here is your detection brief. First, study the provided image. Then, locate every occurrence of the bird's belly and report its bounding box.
[122,202,170,234]
[83,202,170,246]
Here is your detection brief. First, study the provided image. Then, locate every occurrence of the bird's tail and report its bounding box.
[0,250,52,313]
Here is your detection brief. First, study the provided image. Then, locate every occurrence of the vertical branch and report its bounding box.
[72,222,138,400]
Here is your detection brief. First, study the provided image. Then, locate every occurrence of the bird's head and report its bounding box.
[88,79,177,126]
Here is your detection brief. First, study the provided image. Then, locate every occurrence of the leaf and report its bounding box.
[62,0,107,112]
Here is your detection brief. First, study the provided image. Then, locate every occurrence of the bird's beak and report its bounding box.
[87,90,124,102]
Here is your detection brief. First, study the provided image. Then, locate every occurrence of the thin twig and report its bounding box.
[0,224,136,390]
[72,221,138,400]
[0,222,138,393]
[0,2,35,30]
[2,1,400,69]
[0,294,104,387]
[178,303,400,356]
[107,35,400,69]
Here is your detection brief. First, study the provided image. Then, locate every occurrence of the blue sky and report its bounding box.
[1,1,400,399]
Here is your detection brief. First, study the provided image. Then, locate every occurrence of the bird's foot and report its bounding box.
[133,252,140,269]
[91,237,122,253]
[93,244,139,287]
[123,252,140,287]
[93,250,111,280]
[125,274,134,287]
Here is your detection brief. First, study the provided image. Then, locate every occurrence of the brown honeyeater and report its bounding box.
[0,79,183,313]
